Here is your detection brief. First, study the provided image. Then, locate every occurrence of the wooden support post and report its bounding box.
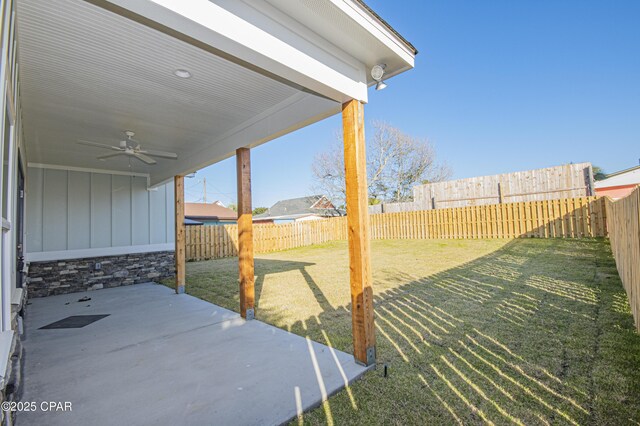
[175,175,186,294]
[342,99,376,366]
[237,148,255,320]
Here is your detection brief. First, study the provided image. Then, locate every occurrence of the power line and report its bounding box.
[183,177,236,205]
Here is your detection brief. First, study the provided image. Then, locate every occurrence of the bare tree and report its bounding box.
[312,121,451,205]
[311,132,347,206]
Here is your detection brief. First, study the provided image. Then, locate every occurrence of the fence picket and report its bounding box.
[185,196,607,261]
[606,188,640,330]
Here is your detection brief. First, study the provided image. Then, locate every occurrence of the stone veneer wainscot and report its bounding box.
[26,251,175,298]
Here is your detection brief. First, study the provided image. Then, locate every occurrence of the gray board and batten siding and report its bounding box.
[26,166,175,261]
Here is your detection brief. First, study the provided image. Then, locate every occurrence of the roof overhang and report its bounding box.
[16,0,416,186]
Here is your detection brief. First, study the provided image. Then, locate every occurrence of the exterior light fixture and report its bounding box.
[375,81,387,91]
[371,64,387,91]
[173,69,192,78]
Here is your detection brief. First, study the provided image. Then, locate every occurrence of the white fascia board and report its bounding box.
[149,92,340,187]
[97,0,368,103]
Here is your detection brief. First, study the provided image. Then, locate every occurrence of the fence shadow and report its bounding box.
[253,239,640,424]
[177,237,640,423]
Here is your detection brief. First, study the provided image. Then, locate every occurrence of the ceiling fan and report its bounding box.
[77,131,178,165]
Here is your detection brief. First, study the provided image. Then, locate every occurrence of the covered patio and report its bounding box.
[19,283,368,425]
[1,0,417,424]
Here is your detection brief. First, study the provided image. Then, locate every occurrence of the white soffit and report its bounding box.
[16,0,339,185]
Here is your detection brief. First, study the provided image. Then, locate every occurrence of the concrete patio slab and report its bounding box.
[17,283,369,426]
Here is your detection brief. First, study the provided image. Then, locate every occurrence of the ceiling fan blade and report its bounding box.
[97,152,127,160]
[134,153,157,165]
[140,149,178,159]
[77,140,124,151]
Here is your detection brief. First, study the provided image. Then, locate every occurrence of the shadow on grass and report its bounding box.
[177,239,640,425]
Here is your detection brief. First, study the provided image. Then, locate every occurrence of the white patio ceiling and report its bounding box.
[16,0,415,186]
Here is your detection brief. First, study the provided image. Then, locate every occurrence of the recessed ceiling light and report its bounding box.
[174,69,191,79]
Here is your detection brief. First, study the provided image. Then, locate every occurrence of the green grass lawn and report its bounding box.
[163,239,640,425]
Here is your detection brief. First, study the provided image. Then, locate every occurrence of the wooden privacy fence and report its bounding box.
[370,196,605,240]
[371,163,594,213]
[186,196,606,261]
[186,217,347,261]
[605,187,640,331]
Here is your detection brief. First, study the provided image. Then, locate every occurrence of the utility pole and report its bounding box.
[203,177,207,203]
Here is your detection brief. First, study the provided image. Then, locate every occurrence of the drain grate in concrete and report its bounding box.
[40,315,110,329]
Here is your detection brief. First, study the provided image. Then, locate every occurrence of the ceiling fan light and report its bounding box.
[79,131,177,166]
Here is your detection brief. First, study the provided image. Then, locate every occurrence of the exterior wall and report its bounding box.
[294,215,324,222]
[594,169,640,200]
[595,185,638,200]
[253,215,325,224]
[253,219,274,225]
[27,251,174,298]
[25,166,175,261]
[1,0,27,421]
[200,220,237,226]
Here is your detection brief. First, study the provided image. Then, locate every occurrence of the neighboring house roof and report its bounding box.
[594,165,640,188]
[185,202,238,221]
[254,195,344,221]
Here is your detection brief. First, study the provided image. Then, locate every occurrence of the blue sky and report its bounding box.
[185,0,640,208]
